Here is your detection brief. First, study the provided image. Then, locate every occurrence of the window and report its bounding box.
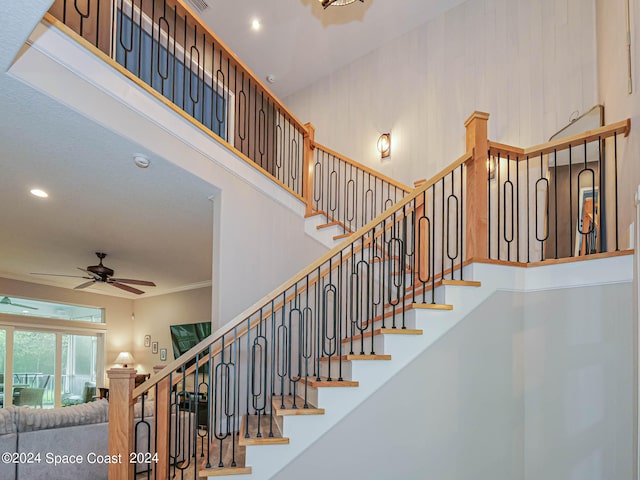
[0,296,103,322]
[0,298,106,408]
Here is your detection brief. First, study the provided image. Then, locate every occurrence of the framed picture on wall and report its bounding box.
[152,341,158,354]
[160,348,167,361]
[144,335,151,348]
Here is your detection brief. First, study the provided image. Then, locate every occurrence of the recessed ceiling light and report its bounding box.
[30,188,49,198]
[251,18,261,31]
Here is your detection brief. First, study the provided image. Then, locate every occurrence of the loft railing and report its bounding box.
[104,112,630,478]
[48,0,306,199]
[310,143,412,237]
[484,119,630,262]
[45,0,411,236]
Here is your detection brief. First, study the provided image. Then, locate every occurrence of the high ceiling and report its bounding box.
[0,0,463,299]
[196,0,467,97]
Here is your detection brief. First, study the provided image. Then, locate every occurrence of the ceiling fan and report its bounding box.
[32,252,156,295]
[0,296,38,310]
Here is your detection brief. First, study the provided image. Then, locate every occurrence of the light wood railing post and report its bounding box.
[303,122,316,216]
[154,376,172,479]
[464,111,490,261]
[107,368,136,480]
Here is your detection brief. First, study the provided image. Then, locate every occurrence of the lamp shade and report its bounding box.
[114,351,135,367]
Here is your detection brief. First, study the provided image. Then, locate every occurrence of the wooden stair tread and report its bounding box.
[317,220,340,230]
[272,395,325,416]
[441,279,481,287]
[343,328,423,344]
[238,414,289,446]
[319,354,392,361]
[412,303,454,310]
[333,232,353,240]
[299,377,359,388]
[201,433,251,477]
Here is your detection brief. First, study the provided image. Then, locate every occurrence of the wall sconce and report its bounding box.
[114,351,135,368]
[377,133,391,159]
[487,157,497,180]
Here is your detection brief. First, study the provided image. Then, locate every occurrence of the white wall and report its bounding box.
[596,0,640,244]
[285,0,598,188]
[522,285,634,480]
[131,287,212,374]
[271,283,633,480]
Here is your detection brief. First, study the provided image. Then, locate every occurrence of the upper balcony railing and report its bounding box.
[49,0,308,199]
[46,0,411,232]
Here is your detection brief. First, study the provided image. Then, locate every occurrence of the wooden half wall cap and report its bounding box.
[464,111,490,127]
[413,179,426,188]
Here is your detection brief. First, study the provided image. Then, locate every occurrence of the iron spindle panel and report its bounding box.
[459,164,464,279]
[497,153,501,260]
[614,133,619,250]
[488,151,492,259]
[446,193,459,268]
[515,158,519,262]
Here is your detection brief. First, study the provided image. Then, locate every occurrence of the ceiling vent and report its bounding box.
[187,0,209,12]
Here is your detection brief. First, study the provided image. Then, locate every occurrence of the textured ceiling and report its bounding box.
[0,74,216,297]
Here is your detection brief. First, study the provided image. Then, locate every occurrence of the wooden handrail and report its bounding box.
[487,141,525,158]
[133,149,473,398]
[488,119,630,158]
[314,142,412,193]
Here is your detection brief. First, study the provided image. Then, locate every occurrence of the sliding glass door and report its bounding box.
[13,331,55,408]
[0,327,102,409]
[61,334,98,405]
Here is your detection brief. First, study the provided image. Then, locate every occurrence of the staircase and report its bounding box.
[200,277,482,479]
[28,2,633,479]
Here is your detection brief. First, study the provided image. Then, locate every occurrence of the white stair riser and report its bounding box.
[304,216,343,249]
[319,360,352,380]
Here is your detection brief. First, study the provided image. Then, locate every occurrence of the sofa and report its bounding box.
[0,399,194,480]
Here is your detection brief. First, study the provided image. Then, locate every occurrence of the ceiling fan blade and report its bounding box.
[31,273,92,279]
[77,267,101,279]
[74,280,96,290]
[110,278,156,287]
[111,282,145,295]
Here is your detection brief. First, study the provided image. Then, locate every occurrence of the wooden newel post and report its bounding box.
[464,111,490,261]
[303,122,316,216]
[154,376,172,479]
[107,367,136,480]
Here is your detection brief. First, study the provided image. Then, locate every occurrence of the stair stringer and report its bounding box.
[211,253,633,480]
